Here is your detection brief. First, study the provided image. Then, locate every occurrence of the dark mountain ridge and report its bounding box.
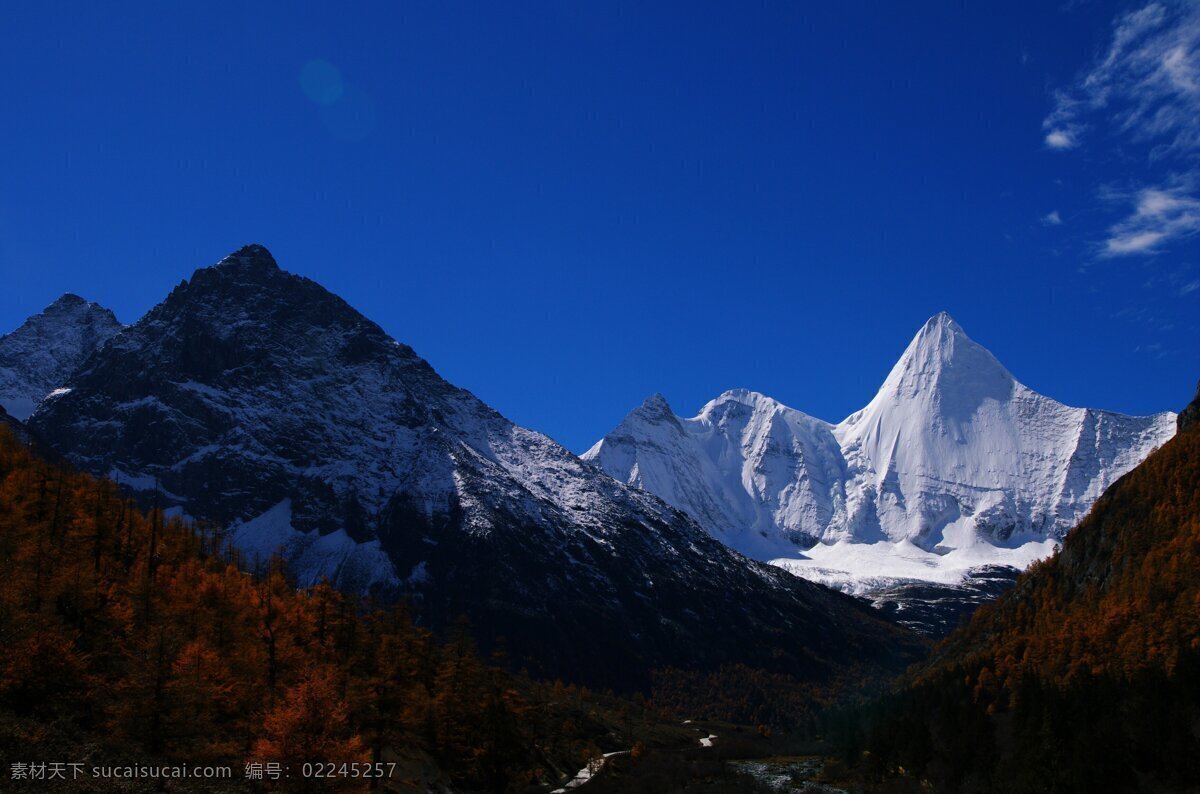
[27,244,924,694]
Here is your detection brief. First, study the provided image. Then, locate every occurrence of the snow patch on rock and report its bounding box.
[228,499,398,591]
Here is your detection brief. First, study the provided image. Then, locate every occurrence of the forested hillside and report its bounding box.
[829,387,1200,792]
[0,425,689,792]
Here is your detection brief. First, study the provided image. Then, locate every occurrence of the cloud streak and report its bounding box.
[1102,182,1200,256]
[1045,2,1200,256]
[1045,3,1200,157]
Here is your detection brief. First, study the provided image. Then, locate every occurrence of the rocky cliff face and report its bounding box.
[27,245,923,689]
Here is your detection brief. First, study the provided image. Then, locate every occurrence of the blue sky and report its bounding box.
[1,1,1197,452]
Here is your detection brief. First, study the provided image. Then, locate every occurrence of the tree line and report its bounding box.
[0,427,673,792]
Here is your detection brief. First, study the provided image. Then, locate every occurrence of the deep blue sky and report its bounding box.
[2,1,1197,451]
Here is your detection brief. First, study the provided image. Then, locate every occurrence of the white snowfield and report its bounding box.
[584,313,1176,593]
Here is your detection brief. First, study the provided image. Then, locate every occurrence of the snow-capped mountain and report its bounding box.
[0,294,123,420]
[585,313,1176,609]
[27,245,922,689]
[585,389,847,561]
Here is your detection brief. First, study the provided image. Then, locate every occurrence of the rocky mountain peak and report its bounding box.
[600,393,683,439]
[30,292,118,324]
[143,244,407,371]
[879,311,1015,403]
[638,391,673,415]
[0,293,124,420]
[181,244,295,296]
[46,293,90,310]
[704,389,780,413]
[216,243,279,271]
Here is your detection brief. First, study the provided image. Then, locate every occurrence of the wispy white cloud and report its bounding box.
[1101,181,1200,256]
[1042,210,1064,225]
[1180,278,1200,294]
[1132,341,1168,359]
[1046,2,1200,255]
[1044,129,1078,149]
[1045,3,1200,157]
